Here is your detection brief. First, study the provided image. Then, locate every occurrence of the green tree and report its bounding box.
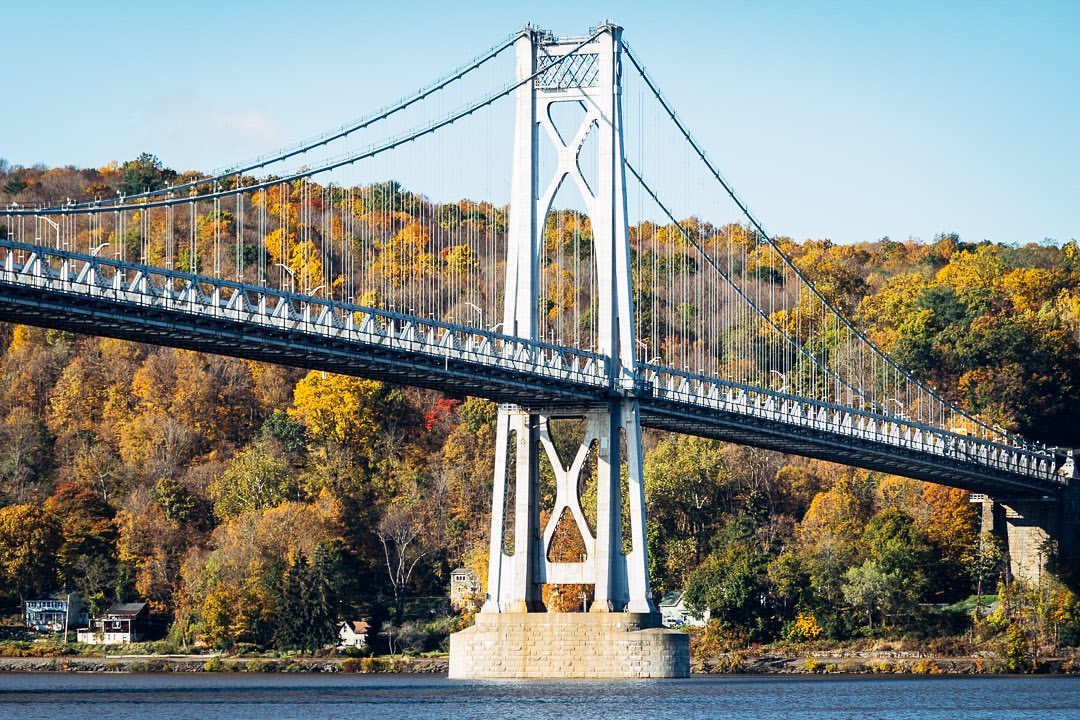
[271,547,338,652]
[118,153,176,196]
[645,434,732,589]
[683,518,771,638]
[208,445,297,519]
[841,560,893,630]
[152,477,197,523]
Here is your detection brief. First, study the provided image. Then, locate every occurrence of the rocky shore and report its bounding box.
[1,650,1077,675]
[696,650,1080,675]
[0,655,449,674]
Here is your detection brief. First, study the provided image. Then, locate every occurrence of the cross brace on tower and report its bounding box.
[449,24,688,679]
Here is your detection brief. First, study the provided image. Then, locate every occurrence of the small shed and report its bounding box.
[338,620,370,648]
[77,602,149,644]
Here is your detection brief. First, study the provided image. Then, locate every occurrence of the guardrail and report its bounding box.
[1,238,1066,490]
[0,240,610,391]
[642,364,1066,486]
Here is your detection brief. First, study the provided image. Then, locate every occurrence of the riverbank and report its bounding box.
[695,650,1080,675]
[1,651,1076,674]
[0,654,448,673]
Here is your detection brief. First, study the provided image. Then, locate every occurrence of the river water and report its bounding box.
[0,673,1077,719]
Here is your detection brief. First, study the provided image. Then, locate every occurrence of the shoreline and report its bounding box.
[0,652,1075,675]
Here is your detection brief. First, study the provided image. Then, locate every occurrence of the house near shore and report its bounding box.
[658,591,709,628]
[24,592,88,632]
[77,602,149,644]
[338,620,370,648]
[449,567,481,611]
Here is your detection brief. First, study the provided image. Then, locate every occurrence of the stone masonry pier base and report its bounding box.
[448,612,689,679]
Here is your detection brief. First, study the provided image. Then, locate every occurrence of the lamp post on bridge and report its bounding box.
[275,263,296,294]
[770,369,788,393]
[37,216,60,249]
[464,301,483,329]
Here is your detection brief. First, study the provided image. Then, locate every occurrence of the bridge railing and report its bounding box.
[0,238,1065,488]
[0,240,610,390]
[642,364,1065,486]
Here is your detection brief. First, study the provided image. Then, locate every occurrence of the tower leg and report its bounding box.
[482,405,539,613]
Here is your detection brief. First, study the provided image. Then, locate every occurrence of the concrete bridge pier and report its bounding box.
[979,480,1080,584]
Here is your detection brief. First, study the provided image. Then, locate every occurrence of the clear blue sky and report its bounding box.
[3,1,1077,246]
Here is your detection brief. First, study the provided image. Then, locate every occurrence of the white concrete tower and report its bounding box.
[481,24,655,617]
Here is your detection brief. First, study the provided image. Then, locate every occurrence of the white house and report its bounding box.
[658,591,709,628]
[338,620,370,649]
[24,593,87,632]
[449,567,481,611]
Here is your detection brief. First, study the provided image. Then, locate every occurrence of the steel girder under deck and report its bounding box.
[0,282,604,409]
[0,240,1066,502]
[639,400,1061,501]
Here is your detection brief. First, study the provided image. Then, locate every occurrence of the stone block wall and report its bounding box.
[448,612,689,679]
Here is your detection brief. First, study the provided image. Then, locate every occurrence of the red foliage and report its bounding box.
[423,398,461,431]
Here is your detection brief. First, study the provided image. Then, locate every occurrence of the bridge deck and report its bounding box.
[0,240,1068,501]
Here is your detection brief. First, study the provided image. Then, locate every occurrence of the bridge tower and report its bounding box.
[449,25,689,678]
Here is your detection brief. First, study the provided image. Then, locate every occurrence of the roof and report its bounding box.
[25,591,80,603]
[658,591,683,608]
[103,602,148,618]
[339,620,370,634]
[451,567,474,576]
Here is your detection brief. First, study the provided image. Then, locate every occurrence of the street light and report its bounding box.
[275,263,296,293]
[886,398,905,418]
[38,216,60,248]
[90,242,110,256]
[464,301,483,328]
[770,370,788,393]
[636,338,649,363]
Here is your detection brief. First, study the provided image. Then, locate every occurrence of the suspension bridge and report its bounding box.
[1,24,1074,678]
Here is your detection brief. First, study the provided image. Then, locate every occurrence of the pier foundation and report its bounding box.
[448,612,689,679]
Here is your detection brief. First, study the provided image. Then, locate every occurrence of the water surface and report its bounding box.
[0,673,1077,719]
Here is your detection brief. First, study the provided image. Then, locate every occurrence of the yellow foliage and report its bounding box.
[1000,267,1060,314]
[787,612,823,643]
[8,325,46,354]
[286,239,324,294]
[371,222,435,286]
[263,227,298,266]
[797,485,866,546]
[288,371,389,446]
[441,243,479,275]
[935,244,1005,293]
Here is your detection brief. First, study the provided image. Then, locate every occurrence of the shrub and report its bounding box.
[911,659,942,675]
[244,659,275,672]
[786,613,823,644]
[202,656,224,672]
[1001,624,1032,673]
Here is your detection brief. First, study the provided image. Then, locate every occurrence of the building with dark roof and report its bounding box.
[76,602,149,644]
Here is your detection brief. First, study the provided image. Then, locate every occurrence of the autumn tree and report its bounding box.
[208,444,297,519]
[44,481,117,604]
[0,504,61,600]
[377,502,429,622]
